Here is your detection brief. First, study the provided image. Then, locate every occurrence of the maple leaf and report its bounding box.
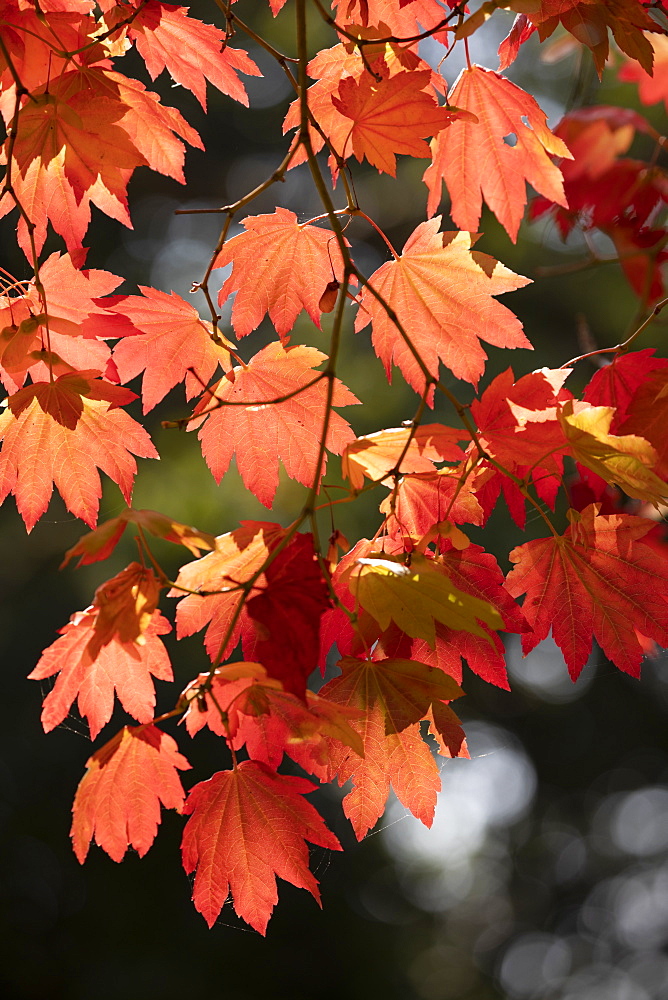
[213,209,347,341]
[332,70,452,175]
[119,1,262,110]
[506,504,668,678]
[174,526,328,698]
[31,251,126,338]
[424,66,572,242]
[281,39,448,172]
[472,367,573,470]
[351,551,503,644]
[619,32,668,110]
[12,89,146,204]
[559,400,668,505]
[244,532,331,698]
[380,465,487,538]
[62,508,216,568]
[356,221,531,390]
[618,367,668,481]
[172,521,286,662]
[192,343,359,508]
[0,371,158,530]
[0,61,202,254]
[331,0,451,37]
[71,724,190,863]
[182,662,363,768]
[376,540,527,690]
[342,423,467,491]
[112,286,232,412]
[314,655,465,838]
[29,609,172,740]
[181,760,341,932]
[528,0,657,75]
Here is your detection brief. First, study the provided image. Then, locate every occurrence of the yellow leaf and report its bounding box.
[351,553,503,645]
[561,401,668,505]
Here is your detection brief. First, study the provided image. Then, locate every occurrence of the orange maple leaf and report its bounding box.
[181,760,341,932]
[356,221,531,390]
[0,371,158,530]
[29,608,172,740]
[332,70,452,175]
[424,66,572,242]
[192,343,359,507]
[71,725,190,863]
[332,0,450,37]
[112,286,232,412]
[172,521,285,661]
[118,1,262,110]
[313,656,464,839]
[12,90,146,204]
[213,208,347,341]
[342,422,467,491]
[282,40,446,171]
[62,508,216,568]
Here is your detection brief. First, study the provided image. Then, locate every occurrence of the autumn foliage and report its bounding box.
[3,0,668,933]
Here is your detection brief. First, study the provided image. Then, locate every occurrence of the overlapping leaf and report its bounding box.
[332,70,452,175]
[342,423,467,490]
[172,521,285,662]
[351,551,503,645]
[313,655,466,839]
[182,662,363,768]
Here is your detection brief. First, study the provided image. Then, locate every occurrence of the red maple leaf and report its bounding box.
[71,724,190,862]
[618,366,668,481]
[584,349,668,424]
[29,609,172,740]
[506,504,668,678]
[332,70,452,175]
[244,532,331,698]
[192,343,359,508]
[181,760,341,932]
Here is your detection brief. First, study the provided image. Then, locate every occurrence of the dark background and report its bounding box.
[1,3,668,998]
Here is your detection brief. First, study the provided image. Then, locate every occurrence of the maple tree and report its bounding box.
[3,0,668,937]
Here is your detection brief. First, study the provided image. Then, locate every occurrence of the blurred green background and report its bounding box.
[2,3,668,999]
